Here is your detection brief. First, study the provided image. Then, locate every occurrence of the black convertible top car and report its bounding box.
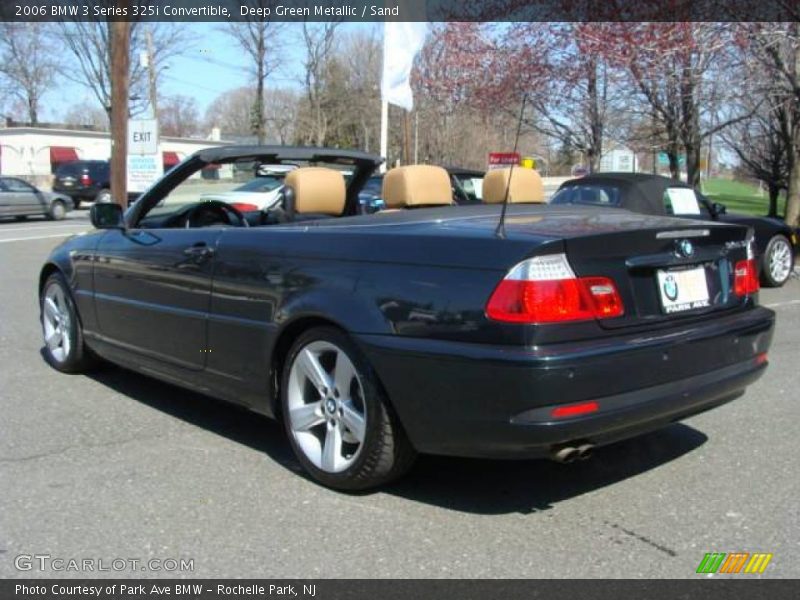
[39,147,774,490]
[551,173,797,287]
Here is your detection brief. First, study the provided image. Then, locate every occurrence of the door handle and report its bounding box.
[183,243,215,258]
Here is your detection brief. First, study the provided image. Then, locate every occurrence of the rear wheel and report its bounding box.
[761,234,794,287]
[48,200,66,221]
[73,198,81,209]
[281,327,416,490]
[14,215,27,222]
[41,273,98,373]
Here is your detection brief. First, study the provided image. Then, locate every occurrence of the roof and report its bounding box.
[560,172,692,215]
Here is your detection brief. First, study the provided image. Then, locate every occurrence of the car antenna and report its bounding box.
[495,93,528,239]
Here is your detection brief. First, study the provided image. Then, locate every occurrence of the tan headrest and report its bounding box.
[382,165,452,208]
[483,167,544,204]
[284,167,346,215]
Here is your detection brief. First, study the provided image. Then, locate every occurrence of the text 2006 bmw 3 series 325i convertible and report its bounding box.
[39,147,775,490]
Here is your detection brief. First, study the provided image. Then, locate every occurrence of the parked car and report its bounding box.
[39,146,774,490]
[0,177,72,221]
[52,160,111,209]
[551,173,798,287]
[200,164,296,211]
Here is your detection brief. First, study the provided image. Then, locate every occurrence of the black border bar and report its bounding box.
[1,0,799,22]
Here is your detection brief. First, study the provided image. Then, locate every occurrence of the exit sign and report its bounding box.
[128,119,159,155]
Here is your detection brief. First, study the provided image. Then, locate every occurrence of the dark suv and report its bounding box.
[52,160,111,208]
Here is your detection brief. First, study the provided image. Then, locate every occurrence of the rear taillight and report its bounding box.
[734,258,759,297]
[486,253,624,324]
[80,173,92,186]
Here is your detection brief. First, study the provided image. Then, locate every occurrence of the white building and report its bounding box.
[0,126,230,189]
[599,146,639,173]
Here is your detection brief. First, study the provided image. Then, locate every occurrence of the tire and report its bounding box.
[14,215,27,222]
[40,273,99,373]
[73,198,81,209]
[48,200,66,221]
[95,189,112,204]
[761,234,794,287]
[280,326,416,491]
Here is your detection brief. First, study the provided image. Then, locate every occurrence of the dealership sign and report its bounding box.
[488,152,520,170]
[126,154,163,194]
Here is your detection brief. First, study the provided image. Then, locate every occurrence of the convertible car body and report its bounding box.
[39,147,775,490]
[552,173,797,287]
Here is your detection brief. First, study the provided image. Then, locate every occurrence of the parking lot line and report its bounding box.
[765,299,800,308]
[0,223,88,233]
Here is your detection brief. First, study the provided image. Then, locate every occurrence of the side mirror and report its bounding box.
[90,202,125,229]
[712,202,727,215]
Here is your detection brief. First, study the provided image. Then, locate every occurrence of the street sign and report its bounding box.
[488,152,520,170]
[126,154,163,194]
[128,119,159,155]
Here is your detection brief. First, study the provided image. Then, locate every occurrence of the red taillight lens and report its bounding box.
[551,400,600,418]
[79,173,92,186]
[229,202,259,212]
[734,258,759,296]
[486,254,624,324]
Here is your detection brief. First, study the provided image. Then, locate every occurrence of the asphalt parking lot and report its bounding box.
[1,212,798,579]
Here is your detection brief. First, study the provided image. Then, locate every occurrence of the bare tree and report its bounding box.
[60,16,186,122]
[0,23,58,125]
[205,87,257,138]
[62,100,109,130]
[298,22,340,145]
[225,2,283,144]
[264,88,299,144]
[747,22,800,226]
[159,94,200,138]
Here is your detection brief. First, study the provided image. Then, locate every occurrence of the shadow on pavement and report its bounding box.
[85,362,708,515]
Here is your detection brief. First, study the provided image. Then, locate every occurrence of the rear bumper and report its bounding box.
[357,307,775,458]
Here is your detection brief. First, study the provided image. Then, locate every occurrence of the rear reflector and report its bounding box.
[79,173,92,186]
[551,401,600,419]
[734,258,759,296]
[486,254,624,324]
[755,352,768,366]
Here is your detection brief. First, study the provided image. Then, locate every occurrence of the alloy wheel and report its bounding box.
[42,282,72,363]
[769,237,793,284]
[286,341,367,473]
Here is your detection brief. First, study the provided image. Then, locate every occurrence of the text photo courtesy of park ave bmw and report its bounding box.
[1,0,800,596]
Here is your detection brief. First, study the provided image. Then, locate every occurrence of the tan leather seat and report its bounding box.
[382,165,453,209]
[483,167,545,204]
[283,167,346,218]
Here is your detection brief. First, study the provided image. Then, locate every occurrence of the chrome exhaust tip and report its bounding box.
[576,443,595,461]
[552,447,579,463]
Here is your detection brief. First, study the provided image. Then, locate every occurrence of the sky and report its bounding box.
[47,22,378,126]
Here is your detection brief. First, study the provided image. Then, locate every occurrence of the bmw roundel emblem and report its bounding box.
[677,239,694,258]
[663,275,679,301]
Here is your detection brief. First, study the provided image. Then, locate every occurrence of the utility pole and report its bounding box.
[146,29,158,122]
[110,6,131,209]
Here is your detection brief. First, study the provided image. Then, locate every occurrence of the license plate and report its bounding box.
[657,267,710,314]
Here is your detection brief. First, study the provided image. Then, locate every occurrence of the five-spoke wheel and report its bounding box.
[281,327,415,490]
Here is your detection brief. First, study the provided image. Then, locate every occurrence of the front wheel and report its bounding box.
[281,327,416,491]
[761,234,794,287]
[41,273,99,373]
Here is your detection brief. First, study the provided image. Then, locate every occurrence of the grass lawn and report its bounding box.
[700,178,786,217]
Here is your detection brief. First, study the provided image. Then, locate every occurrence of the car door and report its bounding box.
[2,177,43,215]
[0,179,9,216]
[93,226,223,370]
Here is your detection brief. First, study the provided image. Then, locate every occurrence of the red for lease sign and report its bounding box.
[488,152,521,169]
